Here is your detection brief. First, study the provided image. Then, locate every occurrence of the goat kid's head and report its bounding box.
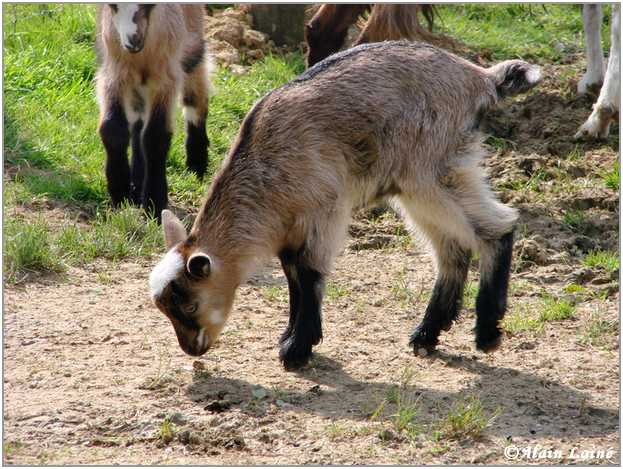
[109,3,154,53]
[149,210,236,357]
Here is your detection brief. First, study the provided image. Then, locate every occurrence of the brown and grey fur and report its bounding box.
[305,4,461,68]
[150,41,541,370]
[96,4,210,221]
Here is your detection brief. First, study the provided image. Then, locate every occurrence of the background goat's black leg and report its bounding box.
[141,102,171,223]
[99,100,130,206]
[278,248,324,370]
[130,119,144,205]
[475,231,514,352]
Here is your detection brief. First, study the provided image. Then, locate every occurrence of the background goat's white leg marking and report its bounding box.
[578,4,605,94]
[576,4,620,139]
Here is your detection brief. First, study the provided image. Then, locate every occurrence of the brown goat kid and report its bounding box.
[150,41,541,370]
[96,4,210,221]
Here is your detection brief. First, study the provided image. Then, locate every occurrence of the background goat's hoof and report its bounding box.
[476,329,502,353]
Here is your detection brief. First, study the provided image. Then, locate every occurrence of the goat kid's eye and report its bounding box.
[182,302,198,316]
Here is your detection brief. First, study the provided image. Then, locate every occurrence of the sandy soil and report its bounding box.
[3,20,620,466]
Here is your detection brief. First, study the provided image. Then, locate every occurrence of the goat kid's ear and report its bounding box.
[162,209,187,250]
[187,253,211,279]
[489,60,541,99]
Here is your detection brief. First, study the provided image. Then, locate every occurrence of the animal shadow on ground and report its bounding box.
[186,351,618,440]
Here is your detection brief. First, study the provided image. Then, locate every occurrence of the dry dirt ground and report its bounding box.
[3,22,620,467]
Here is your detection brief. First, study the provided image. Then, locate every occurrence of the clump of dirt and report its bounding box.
[204,7,300,74]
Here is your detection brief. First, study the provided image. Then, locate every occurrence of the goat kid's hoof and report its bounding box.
[409,329,439,358]
[279,338,313,371]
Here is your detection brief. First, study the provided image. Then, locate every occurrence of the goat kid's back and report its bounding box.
[151,42,540,369]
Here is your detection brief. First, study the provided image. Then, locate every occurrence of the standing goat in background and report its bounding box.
[149,41,541,370]
[305,4,437,67]
[96,4,210,221]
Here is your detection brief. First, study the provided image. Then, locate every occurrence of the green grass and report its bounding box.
[325,282,350,301]
[501,312,544,335]
[538,297,576,322]
[4,205,161,283]
[562,210,588,233]
[437,4,610,62]
[263,286,287,303]
[503,295,576,336]
[436,395,499,441]
[4,217,65,282]
[370,368,422,441]
[463,281,478,311]
[583,250,620,273]
[3,4,304,210]
[601,163,620,191]
[578,315,618,349]
[158,418,175,444]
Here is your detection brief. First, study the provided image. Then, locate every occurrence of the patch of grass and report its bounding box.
[463,281,478,310]
[325,282,350,301]
[538,297,576,322]
[371,368,422,441]
[485,135,515,152]
[4,217,65,282]
[391,268,417,308]
[503,295,577,336]
[3,441,24,459]
[158,418,175,444]
[263,286,286,303]
[578,315,618,349]
[4,205,162,283]
[583,250,620,273]
[437,395,499,441]
[501,311,544,336]
[601,163,620,191]
[325,422,351,441]
[562,210,588,233]
[437,4,607,62]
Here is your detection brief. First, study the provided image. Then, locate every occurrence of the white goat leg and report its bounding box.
[576,4,620,140]
[578,4,605,94]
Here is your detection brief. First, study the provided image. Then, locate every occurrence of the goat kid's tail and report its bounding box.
[486,60,541,99]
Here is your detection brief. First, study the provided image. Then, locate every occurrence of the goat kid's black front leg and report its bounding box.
[409,244,471,356]
[98,100,131,206]
[141,102,172,223]
[130,119,144,205]
[278,248,324,371]
[475,231,514,352]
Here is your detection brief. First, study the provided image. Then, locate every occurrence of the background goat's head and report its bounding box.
[108,3,155,53]
[149,210,237,356]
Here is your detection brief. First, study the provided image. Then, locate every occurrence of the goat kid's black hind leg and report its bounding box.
[99,101,131,206]
[185,117,209,179]
[141,104,172,223]
[278,249,324,371]
[475,231,514,352]
[129,119,144,205]
[409,246,471,356]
